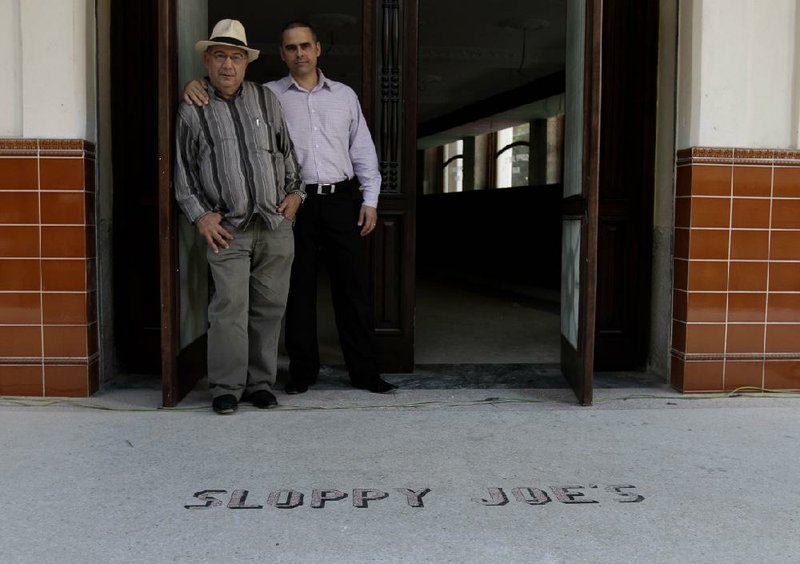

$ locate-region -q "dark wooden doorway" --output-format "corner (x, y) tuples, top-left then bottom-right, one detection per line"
(144, 0), (656, 406)
(110, 0), (162, 375)
(594, 0), (659, 371)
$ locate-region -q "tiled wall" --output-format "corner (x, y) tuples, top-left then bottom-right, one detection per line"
(672, 148), (800, 392)
(0, 139), (98, 397)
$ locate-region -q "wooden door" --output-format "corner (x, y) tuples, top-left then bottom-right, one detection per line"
(363, 0), (418, 373)
(593, 0), (659, 371)
(157, 0), (202, 407)
(560, 0), (603, 405)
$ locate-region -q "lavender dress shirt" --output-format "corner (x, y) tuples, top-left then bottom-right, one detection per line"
(266, 71), (381, 208)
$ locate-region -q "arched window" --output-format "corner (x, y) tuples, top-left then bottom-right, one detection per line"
(495, 124), (530, 188)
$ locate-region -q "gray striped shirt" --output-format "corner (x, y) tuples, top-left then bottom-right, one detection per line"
(174, 81), (304, 230)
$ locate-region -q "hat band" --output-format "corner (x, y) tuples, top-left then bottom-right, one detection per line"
(210, 36), (248, 48)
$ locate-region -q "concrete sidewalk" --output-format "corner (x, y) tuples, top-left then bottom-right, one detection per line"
(1, 385), (799, 563)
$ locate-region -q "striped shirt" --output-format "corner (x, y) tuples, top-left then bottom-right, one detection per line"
(174, 81), (304, 230)
(266, 71), (381, 208)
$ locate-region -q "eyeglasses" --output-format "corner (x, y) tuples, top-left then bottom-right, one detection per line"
(211, 51), (247, 64)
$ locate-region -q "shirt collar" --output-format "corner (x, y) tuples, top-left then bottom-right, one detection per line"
(283, 69), (335, 93)
(208, 82), (244, 101)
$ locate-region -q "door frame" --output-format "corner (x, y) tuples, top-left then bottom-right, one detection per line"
(156, 0), (605, 405)
(559, 0), (603, 405)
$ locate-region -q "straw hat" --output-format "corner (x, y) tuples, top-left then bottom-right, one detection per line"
(195, 19), (259, 62)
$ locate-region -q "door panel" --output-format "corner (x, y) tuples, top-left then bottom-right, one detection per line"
(560, 0), (602, 405)
(365, 0), (418, 373)
(594, 0), (659, 370)
(158, 0), (203, 407)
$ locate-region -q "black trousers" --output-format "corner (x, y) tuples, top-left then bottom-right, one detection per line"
(284, 190), (380, 384)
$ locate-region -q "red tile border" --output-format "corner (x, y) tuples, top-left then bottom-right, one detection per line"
(690, 197), (731, 228)
(730, 230), (769, 260)
(769, 263), (800, 292)
(764, 360), (800, 389)
(685, 293), (727, 323)
(771, 199), (800, 229)
(39, 159), (85, 190)
(0, 326), (42, 357)
(0, 158), (38, 190)
(765, 324), (800, 354)
(727, 293), (767, 323)
(685, 324), (726, 354)
(687, 261), (727, 292)
(40, 226), (88, 258)
(731, 198), (770, 229)
(0, 365), (43, 396)
(41, 192), (88, 225)
(770, 231), (800, 261)
(0, 192), (39, 224)
(0, 293), (41, 325)
(682, 360), (724, 392)
(724, 360), (764, 391)
(767, 294), (800, 323)
(43, 325), (89, 358)
(773, 167), (800, 197)
(42, 293), (89, 325)
(0, 226), (40, 258)
(0, 259), (41, 291)
(44, 364), (89, 397)
(689, 229), (729, 259)
(726, 324), (765, 354)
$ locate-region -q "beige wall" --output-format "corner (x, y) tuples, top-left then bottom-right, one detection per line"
(0, 0), (23, 135)
(0, 0), (96, 140)
(677, 0), (800, 149)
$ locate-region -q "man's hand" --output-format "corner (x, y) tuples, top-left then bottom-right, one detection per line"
(358, 205), (378, 237)
(277, 193), (303, 220)
(196, 212), (233, 253)
(183, 78), (210, 106)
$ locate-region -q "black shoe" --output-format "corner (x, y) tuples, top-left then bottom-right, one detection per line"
(246, 390), (278, 409)
(352, 377), (398, 394)
(285, 380), (309, 395)
(212, 394), (238, 415)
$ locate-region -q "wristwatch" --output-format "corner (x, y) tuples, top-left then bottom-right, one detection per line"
(290, 190), (307, 204)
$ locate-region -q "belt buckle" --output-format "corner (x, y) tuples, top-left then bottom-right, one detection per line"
(318, 183), (336, 195)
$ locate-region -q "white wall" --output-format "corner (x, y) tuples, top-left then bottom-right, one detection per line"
(0, 0), (95, 140)
(677, 0), (800, 149)
(0, 0), (22, 135)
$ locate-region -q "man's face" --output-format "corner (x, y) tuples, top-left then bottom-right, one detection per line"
(280, 27), (320, 78)
(203, 45), (249, 96)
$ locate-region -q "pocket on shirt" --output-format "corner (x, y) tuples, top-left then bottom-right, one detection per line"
(324, 108), (351, 131)
(253, 121), (277, 153)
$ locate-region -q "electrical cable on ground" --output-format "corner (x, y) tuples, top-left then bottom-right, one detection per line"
(0, 387), (798, 413)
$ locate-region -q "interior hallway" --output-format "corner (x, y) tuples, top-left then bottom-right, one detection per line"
(314, 272), (560, 366)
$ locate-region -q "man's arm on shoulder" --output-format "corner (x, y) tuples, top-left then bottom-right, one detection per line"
(183, 78), (210, 106)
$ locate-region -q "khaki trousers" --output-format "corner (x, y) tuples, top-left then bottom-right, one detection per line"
(206, 217), (294, 399)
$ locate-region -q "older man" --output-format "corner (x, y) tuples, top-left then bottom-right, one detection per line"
(184, 21), (397, 395)
(174, 19), (305, 414)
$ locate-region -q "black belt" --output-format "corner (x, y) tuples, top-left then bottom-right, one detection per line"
(305, 178), (358, 196)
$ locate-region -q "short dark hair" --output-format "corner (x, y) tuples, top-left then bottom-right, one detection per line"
(280, 21), (319, 43)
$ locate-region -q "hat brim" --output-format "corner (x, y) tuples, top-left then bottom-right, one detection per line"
(195, 40), (259, 62)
